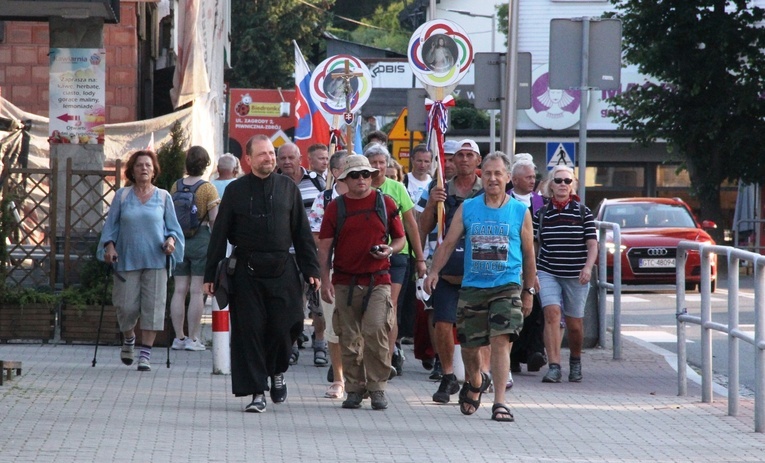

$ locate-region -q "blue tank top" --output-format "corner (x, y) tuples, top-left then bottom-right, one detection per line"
(461, 194), (527, 288)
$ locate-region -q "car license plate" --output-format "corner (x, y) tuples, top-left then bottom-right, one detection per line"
(639, 258), (676, 268)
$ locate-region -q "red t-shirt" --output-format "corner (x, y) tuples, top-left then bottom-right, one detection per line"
(319, 191), (405, 286)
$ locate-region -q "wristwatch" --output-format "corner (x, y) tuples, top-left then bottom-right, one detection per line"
(523, 287), (536, 295)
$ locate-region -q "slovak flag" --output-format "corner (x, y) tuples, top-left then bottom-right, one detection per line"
(293, 41), (330, 144)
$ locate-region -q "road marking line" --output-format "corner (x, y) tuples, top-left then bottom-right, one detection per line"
(623, 330), (685, 343)
(605, 295), (650, 303)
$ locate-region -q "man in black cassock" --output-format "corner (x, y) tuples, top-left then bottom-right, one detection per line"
(204, 134), (321, 413)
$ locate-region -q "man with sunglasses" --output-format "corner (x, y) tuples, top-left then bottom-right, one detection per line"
(318, 155), (406, 410)
(418, 139), (483, 404)
(203, 135), (321, 413)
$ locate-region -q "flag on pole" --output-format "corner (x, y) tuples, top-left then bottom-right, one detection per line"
(354, 114), (363, 155)
(293, 41), (330, 146)
(146, 132), (155, 151)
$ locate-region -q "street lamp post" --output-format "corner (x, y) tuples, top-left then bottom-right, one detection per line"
(447, 9), (497, 153)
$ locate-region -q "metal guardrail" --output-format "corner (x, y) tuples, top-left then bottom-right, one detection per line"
(594, 221), (622, 359)
(676, 241), (765, 432)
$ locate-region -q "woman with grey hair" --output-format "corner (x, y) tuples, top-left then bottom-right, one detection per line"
(364, 144), (427, 378)
(534, 165), (597, 384)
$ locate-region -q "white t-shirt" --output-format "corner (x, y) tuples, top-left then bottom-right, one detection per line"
(405, 173), (431, 204)
(511, 191), (532, 207)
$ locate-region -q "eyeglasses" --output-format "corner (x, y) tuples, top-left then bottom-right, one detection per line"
(347, 170), (373, 179)
(553, 177), (573, 185)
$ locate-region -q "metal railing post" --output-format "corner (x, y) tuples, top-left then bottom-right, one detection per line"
(700, 246), (713, 403)
(613, 226), (622, 360)
(676, 243), (688, 396)
(598, 230), (608, 348)
(755, 258), (765, 432)
(728, 252), (740, 416)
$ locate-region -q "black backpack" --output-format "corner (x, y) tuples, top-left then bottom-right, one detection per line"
(330, 189), (392, 252)
(172, 179), (207, 238)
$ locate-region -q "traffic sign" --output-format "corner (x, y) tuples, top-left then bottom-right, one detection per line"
(546, 142), (576, 170)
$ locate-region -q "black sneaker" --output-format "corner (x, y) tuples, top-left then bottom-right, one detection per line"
(391, 347), (404, 376)
(370, 390), (388, 410)
(245, 394), (266, 413)
(270, 373), (287, 403)
(432, 373), (460, 403)
(569, 361), (583, 382)
(342, 391), (364, 409)
(527, 352), (547, 372)
(327, 365), (334, 383)
(429, 357), (443, 381)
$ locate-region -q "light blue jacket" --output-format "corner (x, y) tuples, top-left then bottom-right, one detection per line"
(98, 187), (185, 272)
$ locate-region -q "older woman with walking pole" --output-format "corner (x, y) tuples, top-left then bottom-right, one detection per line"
(98, 149), (184, 372)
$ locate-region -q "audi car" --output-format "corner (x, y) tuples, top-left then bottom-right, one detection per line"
(596, 197), (717, 292)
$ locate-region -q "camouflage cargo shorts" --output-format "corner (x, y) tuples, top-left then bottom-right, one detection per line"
(456, 283), (524, 348)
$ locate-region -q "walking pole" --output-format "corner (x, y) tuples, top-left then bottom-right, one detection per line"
(92, 263), (113, 367)
(166, 254), (172, 368)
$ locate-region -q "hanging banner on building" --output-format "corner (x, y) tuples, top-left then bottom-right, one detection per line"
(48, 48), (106, 144)
(228, 88), (296, 174)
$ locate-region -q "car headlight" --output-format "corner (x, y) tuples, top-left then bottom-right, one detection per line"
(605, 242), (627, 254)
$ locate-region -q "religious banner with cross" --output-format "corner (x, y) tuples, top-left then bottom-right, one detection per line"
(310, 54), (372, 155)
(408, 19), (473, 242)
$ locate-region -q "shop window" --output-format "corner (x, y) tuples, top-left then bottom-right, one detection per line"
(587, 166), (644, 188)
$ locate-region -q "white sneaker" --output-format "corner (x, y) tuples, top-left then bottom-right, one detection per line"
(184, 339), (206, 351)
(171, 338), (188, 350)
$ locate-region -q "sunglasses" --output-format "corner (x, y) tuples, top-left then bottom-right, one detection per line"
(553, 177), (573, 185)
(347, 170), (373, 179)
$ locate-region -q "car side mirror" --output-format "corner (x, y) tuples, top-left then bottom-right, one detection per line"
(701, 220), (717, 229)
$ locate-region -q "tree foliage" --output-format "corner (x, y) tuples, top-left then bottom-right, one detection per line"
(349, 2), (411, 54)
(607, 0), (765, 228)
(227, 0), (335, 89)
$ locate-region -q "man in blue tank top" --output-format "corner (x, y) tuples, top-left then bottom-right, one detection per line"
(424, 152), (537, 423)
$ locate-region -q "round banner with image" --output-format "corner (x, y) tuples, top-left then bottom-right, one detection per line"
(408, 19), (473, 88)
(309, 54), (372, 116)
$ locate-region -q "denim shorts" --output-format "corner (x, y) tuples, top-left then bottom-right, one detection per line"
(431, 278), (460, 324)
(538, 270), (590, 319)
(389, 252), (409, 285)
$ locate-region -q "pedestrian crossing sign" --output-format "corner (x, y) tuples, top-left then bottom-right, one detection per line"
(546, 142), (576, 170)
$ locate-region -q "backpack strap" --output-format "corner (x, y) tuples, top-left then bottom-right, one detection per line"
(375, 189), (389, 242)
(308, 171), (326, 191)
(332, 195), (346, 254)
(323, 189), (334, 209)
(403, 174), (409, 188)
(537, 202), (549, 248)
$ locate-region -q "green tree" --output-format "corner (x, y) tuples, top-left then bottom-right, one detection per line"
(349, 2), (412, 54)
(606, 0), (765, 235)
(497, 4), (508, 47)
(227, 0), (335, 89)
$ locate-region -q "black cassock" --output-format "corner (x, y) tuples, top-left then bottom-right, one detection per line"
(205, 172), (319, 396)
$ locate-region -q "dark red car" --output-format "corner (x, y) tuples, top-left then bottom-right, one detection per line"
(596, 197), (717, 292)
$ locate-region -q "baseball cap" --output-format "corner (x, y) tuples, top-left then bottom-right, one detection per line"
(443, 140), (460, 155)
(338, 155), (378, 180)
(456, 139), (480, 155)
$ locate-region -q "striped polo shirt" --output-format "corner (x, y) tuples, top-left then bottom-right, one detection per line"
(533, 200), (596, 278)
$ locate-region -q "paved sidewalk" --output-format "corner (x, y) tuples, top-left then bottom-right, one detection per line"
(0, 337), (763, 462)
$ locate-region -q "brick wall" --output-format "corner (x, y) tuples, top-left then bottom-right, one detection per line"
(0, 3), (138, 124)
